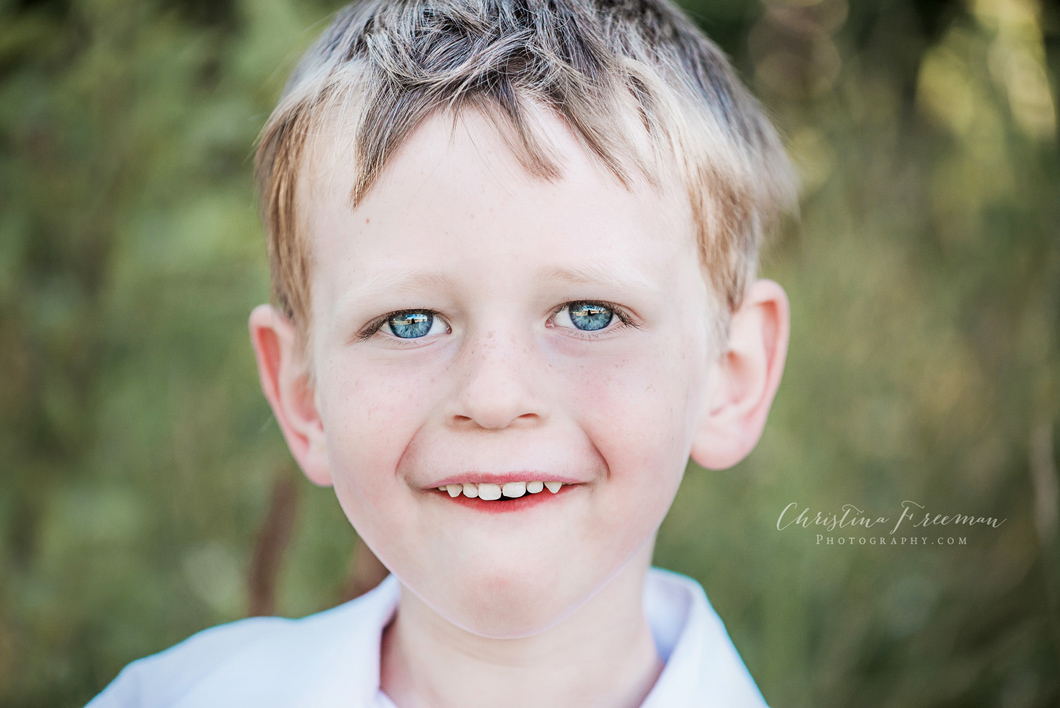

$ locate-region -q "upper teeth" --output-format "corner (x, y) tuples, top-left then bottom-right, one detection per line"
(436, 481), (567, 499)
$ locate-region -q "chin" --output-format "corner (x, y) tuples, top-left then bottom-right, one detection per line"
(435, 563), (587, 638)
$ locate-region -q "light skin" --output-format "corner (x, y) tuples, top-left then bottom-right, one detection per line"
(249, 103), (789, 708)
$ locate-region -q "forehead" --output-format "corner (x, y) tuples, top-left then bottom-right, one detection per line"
(298, 102), (700, 301)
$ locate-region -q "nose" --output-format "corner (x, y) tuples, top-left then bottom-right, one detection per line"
(447, 327), (548, 430)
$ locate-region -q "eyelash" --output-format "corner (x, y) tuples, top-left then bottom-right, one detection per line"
(548, 301), (638, 340)
(356, 301), (638, 342)
(356, 310), (445, 342)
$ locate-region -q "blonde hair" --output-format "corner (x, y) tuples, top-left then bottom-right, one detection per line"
(255, 0), (796, 351)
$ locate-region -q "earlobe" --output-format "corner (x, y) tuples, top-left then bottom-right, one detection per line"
(689, 280), (790, 471)
(248, 305), (332, 486)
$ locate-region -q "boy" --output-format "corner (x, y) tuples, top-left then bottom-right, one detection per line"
(89, 0), (795, 705)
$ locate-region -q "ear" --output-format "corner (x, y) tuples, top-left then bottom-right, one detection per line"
(689, 279), (790, 470)
(248, 304), (332, 486)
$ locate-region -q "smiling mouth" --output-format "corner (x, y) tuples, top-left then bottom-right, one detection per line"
(435, 480), (567, 500)
(431, 480), (578, 512)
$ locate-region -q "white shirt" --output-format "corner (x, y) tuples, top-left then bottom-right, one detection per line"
(87, 567), (769, 707)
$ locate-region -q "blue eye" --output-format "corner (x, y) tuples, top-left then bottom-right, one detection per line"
(567, 302), (614, 331)
(387, 311), (434, 338)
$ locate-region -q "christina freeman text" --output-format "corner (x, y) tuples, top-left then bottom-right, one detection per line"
(776, 500), (1007, 536)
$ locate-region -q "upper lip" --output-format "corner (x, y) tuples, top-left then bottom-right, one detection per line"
(429, 472), (582, 487)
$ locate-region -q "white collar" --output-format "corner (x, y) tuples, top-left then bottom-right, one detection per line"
(300, 567), (769, 708)
(640, 568), (770, 707)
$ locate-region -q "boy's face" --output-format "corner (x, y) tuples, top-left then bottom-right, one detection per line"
(294, 105), (718, 636)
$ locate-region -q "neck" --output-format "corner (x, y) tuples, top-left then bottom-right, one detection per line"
(379, 545), (663, 708)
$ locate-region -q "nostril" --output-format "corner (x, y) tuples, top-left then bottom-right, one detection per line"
(450, 410), (543, 431)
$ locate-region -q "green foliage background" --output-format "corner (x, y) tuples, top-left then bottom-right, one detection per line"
(1, 0), (1058, 705)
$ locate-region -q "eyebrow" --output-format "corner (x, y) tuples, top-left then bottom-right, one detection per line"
(536, 264), (659, 293)
(348, 269), (459, 300)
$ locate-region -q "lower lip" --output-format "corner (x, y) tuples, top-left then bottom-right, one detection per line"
(433, 485), (576, 513)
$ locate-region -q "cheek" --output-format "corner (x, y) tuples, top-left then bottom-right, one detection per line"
(559, 334), (706, 541)
(567, 339), (701, 479)
(315, 353), (444, 525)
